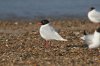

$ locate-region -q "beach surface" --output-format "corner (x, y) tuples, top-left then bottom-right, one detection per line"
(0, 18), (100, 66)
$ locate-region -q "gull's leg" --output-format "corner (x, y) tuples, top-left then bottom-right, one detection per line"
(44, 40), (50, 48)
(98, 23), (100, 27)
(95, 23), (100, 27)
(88, 48), (98, 54)
(89, 49), (93, 52)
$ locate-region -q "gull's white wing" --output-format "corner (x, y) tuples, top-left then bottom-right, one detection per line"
(40, 24), (67, 41)
(81, 34), (94, 45)
(92, 10), (100, 18)
(89, 31), (100, 48)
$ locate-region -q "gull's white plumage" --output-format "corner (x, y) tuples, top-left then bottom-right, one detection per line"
(88, 8), (100, 23)
(90, 31), (100, 48)
(81, 30), (100, 49)
(81, 34), (93, 45)
(40, 23), (67, 41)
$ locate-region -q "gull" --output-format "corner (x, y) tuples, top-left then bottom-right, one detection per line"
(39, 19), (67, 48)
(81, 27), (100, 49)
(88, 7), (100, 24)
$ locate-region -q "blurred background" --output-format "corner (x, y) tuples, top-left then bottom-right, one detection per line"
(0, 0), (100, 19)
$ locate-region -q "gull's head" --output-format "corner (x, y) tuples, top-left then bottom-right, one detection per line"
(90, 7), (95, 11)
(96, 27), (100, 33)
(40, 19), (49, 25)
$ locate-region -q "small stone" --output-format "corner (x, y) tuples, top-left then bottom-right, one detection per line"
(29, 22), (32, 25)
(6, 39), (8, 41)
(14, 22), (18, 25)
(74, 32), (80, 35)
(5, 44), (9, 47)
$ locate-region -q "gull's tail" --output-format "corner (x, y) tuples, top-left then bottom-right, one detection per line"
(80, 30), (88, 40)
(60, 39), (68, 41)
